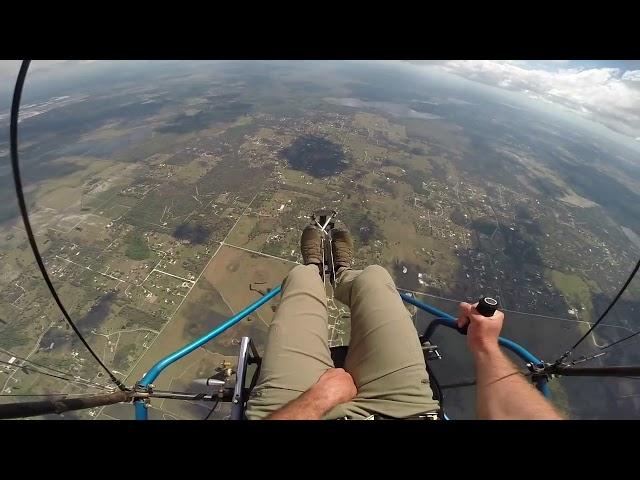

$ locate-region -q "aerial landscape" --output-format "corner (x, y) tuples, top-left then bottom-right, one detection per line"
(0, 60), (639, 419)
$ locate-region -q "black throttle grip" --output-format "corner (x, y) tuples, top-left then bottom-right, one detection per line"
(458, 296), (499, 335)
(476, 297), (499, 317)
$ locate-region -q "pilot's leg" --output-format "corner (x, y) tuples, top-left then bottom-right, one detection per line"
(245, 264), (333, 419)
(328, 265), (440, 419)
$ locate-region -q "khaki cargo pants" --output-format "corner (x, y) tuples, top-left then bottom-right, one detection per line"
(245, 264), (440, 419)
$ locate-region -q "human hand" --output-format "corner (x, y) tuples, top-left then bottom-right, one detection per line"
(457, 302), (504, 355)
(311, 368), (357, 409)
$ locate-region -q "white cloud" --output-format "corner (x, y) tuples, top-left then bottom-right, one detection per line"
(0, 60), (72, 78)
(0, 60), (20, 77)
(0, 60), (82, 96)
(427, 60), (640, 140)
(622, 70), (640, 82)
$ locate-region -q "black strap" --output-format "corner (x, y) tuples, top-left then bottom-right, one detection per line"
(10, 60), (126, 391)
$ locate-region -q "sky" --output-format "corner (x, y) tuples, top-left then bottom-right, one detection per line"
(0, 60), (100, 109)
(405, 60), (640, 144)
(1, 60), (640, 147)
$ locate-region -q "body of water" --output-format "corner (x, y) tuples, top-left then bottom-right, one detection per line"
(323, 97), (441, 120)
(622, 226), (640, 250)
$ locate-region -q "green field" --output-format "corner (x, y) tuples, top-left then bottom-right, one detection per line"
(549, 269), (594, 324)
(125, 232), (151, 260)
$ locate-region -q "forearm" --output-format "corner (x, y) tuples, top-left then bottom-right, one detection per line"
(266, 387), (333, 420)
(474, 346), (564, 420)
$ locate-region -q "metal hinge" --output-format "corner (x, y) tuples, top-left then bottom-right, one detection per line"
(422, 342), (442, 360)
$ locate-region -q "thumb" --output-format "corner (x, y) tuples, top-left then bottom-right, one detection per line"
(457, 302), (472, 329)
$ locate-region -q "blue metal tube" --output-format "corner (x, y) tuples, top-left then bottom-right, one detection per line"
(399, 292), (542, 364)
(134, 285), (282, 420)
(135, 400), (148, 420)
(399, 291), (549, 396)
(497, 337), (543, 367)
(400, 292), (457, 323)
(535, 376), (551, 397)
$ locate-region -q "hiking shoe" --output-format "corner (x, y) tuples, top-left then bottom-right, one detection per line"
(331, 229), (353, 269)
(301, 225), (323, 265)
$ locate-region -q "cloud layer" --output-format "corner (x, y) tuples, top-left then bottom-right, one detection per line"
(3, 60), (639, 142)
(430, 60), (640, 141)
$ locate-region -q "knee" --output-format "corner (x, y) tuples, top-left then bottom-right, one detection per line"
(363, 264), (393, 279)
(285, 264), (320, 284)
(354, 265), (395, 288)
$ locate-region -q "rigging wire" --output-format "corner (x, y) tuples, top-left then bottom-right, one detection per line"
(555, 259), (640, 364)
(0, 392), (107, 397)
(0, 359), (114, 392)
(599, 329), (640, 352)
(569, 327), (640, 366)
(202, 399), (220, 420)
(9, 59), (125, 391)
(0, 347), (116, 391)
